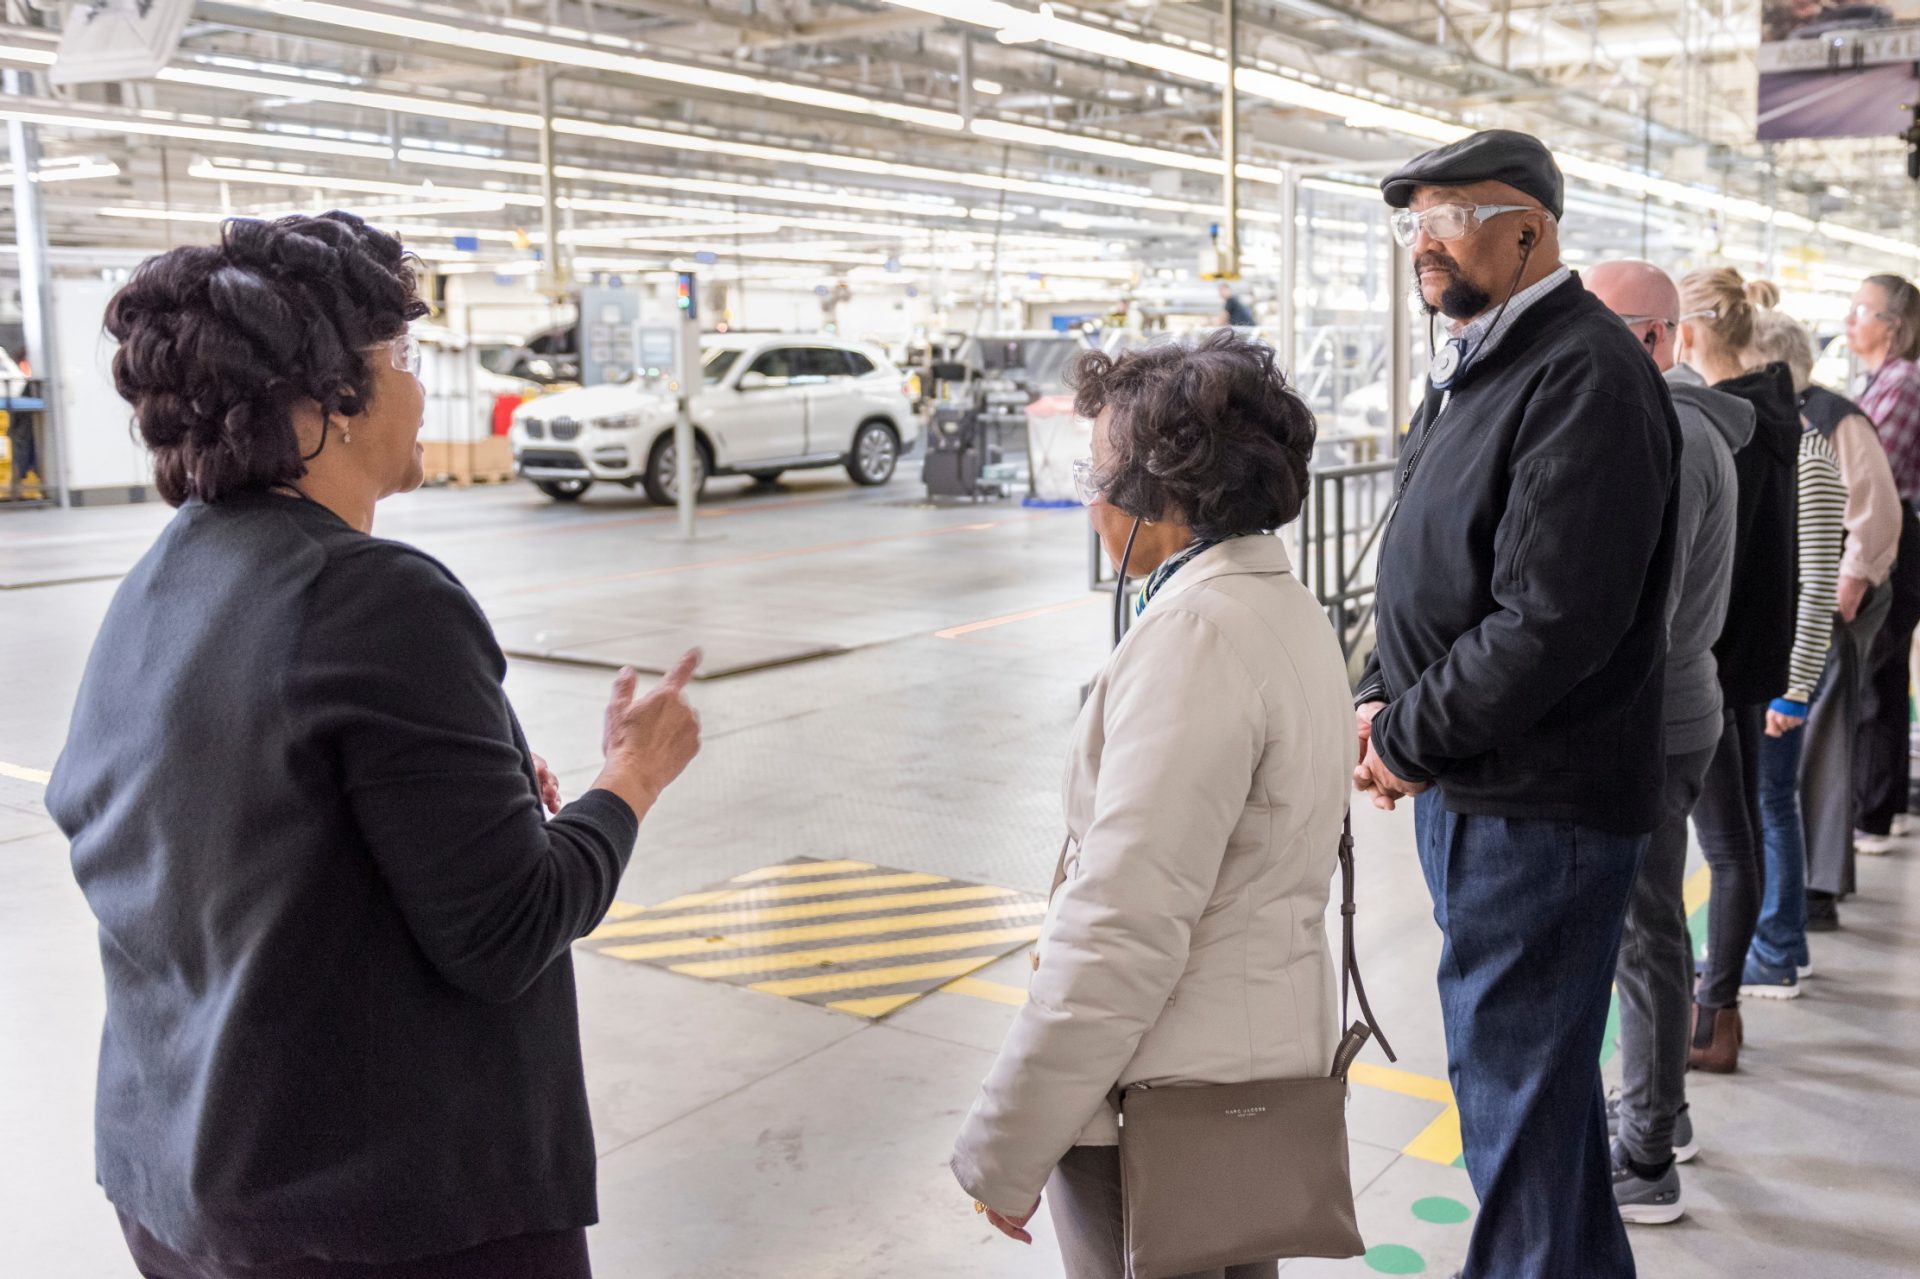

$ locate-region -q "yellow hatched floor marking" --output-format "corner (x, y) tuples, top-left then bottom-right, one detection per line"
(669, 925), (1042, 980)
(828, 992), (921, 1018)
(729, 859), (877, 882)
(586, 885), (1021, 941)
(603, 900), (650, 922)
(752, 955), (996, 998)
(601, 901), (1047, 961)
(642, 872), (951, 915)
(0, 761), (51, 786)
(940, 976), (1029, 1006)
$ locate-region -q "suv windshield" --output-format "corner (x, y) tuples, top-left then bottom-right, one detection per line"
(703, 347), (744, 384)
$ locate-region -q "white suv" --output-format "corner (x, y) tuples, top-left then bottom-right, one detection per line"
(510, 334), (919, 503)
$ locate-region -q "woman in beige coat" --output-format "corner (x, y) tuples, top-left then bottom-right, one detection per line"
(951, 330), (1356, 1279)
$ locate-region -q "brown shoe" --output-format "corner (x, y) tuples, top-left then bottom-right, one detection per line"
(1690, 1003), (1741, 1073)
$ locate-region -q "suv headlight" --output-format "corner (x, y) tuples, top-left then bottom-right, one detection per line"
(597, 413), (645, 432)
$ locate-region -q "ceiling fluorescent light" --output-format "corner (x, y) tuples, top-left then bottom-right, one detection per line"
(971, 78), (1005, 95)
(157, 68), (542, 129)
(0, 102), (394, 160)
(191, 159), (542, 208)
(220, 0), (963, 131)
(0, 43), (57, 66)
(0, 159), (122, 184)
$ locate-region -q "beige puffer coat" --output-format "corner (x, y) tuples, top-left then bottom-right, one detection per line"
(950, 535), (1356, 1215)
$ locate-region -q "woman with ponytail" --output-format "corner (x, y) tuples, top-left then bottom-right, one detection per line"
(1670, 267), (1801, 1072)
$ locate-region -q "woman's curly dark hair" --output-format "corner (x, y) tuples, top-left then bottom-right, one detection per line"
(105, 212), (428, 506)
(1074, 328), (1315, 539)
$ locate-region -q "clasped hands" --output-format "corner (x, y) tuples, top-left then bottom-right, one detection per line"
(1353, 701), (1429, 811)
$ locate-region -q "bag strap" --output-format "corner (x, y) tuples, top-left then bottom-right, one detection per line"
(1331, 813), (1396, 1079)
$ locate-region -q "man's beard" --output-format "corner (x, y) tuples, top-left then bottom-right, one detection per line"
(1417, 253), (1492, 321)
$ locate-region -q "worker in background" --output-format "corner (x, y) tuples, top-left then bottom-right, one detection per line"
(1586, 258), (1744, 1224)
(1217, 281), (1255, 327)
(1743, 300), (1899, 985)
(1354, 130), (1680, 1278)
(1846, 273), (1920, 904)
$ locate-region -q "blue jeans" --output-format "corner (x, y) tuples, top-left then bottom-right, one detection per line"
(1751, 723), (1811, 972)
(1414, 794), (1642, 1279)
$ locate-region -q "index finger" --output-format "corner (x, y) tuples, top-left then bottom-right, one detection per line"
(657, 648), (701, 694)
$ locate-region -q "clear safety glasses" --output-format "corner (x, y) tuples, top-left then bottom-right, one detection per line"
(1389, 203), (1544, 248)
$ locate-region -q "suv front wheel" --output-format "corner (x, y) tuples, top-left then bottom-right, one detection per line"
(642, 432), (711, 506)
(846, 421), (900, 486)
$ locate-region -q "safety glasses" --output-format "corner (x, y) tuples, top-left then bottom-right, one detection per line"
(1389, 203), (1543, 248)
(1071, 457), (1101, 506)
(1850, 303), (1897, 324)
(368, 333), (422, 377)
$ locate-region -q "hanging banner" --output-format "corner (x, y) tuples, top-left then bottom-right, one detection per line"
(1758, 3), (1920, 140)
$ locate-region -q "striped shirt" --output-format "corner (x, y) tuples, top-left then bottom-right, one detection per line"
(1785, 429), (1847, 707)
(1860, 358), (1920, 500)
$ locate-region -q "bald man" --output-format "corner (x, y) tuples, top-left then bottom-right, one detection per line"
(1588, 260), (1751, 1222)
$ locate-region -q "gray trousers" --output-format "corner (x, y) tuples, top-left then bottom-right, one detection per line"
(1613, 744), (1716, 1166)
(1048, 1145), (1279, 1279)
(1803, 580), (1891, 896)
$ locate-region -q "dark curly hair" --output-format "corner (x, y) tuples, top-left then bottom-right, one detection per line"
(105, 212), (428, 506)
(1075, 328), (1315, 539)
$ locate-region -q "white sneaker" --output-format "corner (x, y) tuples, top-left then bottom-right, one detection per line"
(1855, 830), (1896, 856)
(1892, 814), (1917, 837)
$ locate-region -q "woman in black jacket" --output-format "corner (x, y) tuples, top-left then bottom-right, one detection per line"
(48, 213), (703, 1278)
(1672, 267), (1800, 1073)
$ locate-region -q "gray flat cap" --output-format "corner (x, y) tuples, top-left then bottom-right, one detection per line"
(1380, 129), (1564, 220)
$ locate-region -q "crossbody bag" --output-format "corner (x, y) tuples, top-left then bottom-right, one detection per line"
(1053, 816), (1394, 1279)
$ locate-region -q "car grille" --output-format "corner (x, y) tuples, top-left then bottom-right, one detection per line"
(523, 418), (546, 440)
(550, 417), (582, 442)
(519, 449), (586, 470)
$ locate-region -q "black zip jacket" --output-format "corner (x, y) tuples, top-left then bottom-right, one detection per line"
(1361, 274), (1681, 835)
(1708, 363), (1799, 706)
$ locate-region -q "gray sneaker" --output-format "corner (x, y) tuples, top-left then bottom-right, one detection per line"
(1611, 1140), (1685, 1224)
(1605, 1095), (1697, 1163)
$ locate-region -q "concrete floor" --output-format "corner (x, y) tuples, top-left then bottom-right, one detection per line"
(3, 468), (1918, 1277)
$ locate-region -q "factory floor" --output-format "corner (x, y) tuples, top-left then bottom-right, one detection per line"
(3, 470), (1917, 1277)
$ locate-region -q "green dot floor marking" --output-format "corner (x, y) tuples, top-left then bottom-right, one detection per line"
(1411, 1195), (1472, 1225)
(1365, 1243), (1428, 1274)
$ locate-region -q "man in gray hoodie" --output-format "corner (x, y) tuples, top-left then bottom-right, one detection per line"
(1588, 260), (1752, 1222)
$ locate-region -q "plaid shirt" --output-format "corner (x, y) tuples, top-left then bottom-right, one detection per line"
(1861, 358), (1920, 501)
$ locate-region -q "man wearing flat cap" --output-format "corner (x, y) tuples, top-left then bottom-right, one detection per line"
(1354, 130), (1681, 1276)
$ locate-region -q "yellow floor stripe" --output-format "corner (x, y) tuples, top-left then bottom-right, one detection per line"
(622, 873), (951, 915)
(827, 992), (921, 1018)
(731, 860), (877, 883)
(0, 761), (51, 786)
(940, 976), (1029, 1006)
(1348, 1060), (1455, 1106)
(751, 955), (996, 998)
(585, 885), (1022, 941)
(670, 925), (1042, 979)
(1682, 865), (1712, 918)
(600, 901), (1047, 961)
(1404, 1104), (1465, 1166)
(603, 900), (649, 922)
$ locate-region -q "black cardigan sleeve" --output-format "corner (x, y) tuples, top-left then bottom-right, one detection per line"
(295, 543), (638, 1004)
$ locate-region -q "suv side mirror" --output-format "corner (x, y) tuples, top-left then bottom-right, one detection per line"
(930, 361), (970, 382)
(737, 371), (771, 391)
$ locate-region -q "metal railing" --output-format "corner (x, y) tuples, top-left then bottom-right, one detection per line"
(1085, 457), (1398, 660)
(1295, 459), (1397, 659)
